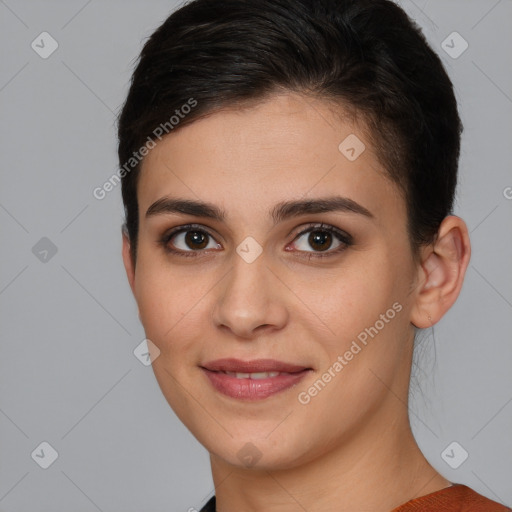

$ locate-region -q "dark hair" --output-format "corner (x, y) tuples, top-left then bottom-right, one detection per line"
(117, 0), (462, 265)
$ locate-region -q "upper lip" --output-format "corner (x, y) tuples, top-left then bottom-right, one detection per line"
(201, 358), (310, 373)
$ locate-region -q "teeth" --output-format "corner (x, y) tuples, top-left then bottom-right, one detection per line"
(251, 371), (280, 379)
(224, 371), (281, 379)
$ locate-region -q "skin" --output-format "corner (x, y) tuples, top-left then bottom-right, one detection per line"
(122, 92), (471, 512)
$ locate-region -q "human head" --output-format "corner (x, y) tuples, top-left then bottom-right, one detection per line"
(118, 0), (463, 266)
(117, 0), (471, 479)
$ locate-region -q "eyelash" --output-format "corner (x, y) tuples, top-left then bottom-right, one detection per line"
(158, 222), (353, 260)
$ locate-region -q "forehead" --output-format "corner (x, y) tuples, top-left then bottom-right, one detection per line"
(137, 92), (404, 227)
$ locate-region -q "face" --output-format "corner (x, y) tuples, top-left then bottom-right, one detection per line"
(123, 92), (422, 470)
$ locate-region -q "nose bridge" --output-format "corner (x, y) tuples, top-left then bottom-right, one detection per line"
(212, 244), (287, 337)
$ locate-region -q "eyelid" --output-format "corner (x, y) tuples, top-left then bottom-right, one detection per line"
(163, 223), (215, 239)
(290, 222), (352, 244)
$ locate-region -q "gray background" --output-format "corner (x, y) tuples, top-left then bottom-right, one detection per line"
(0, 0), (511, 510)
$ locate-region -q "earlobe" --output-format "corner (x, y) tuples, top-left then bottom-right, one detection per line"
(410, 216), (471, 329)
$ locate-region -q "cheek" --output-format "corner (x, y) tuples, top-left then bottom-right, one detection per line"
(133, 256), (214, 358)
(304, 251), (409, 343)
(134, 256), (183, 346)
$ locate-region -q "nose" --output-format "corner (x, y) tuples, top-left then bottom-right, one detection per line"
(211, 253), (289, 340)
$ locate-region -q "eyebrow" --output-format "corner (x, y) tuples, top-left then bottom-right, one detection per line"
(145, 195), (374, 224)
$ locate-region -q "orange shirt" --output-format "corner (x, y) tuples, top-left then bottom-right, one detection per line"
(391, 483), (511, 511)
(199, 484), (511, 511)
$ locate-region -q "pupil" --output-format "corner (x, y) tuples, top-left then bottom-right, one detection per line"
(186, 231), (208, 249)
(309, 231), (331, 251)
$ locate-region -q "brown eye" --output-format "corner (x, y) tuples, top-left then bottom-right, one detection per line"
(291, 224), (352, 258)
(161, 225), (221, 255)
(308, 230), (333, 252)
(184, 230), (209, 250)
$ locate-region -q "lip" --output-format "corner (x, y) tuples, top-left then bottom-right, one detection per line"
(201, 358), (310, 373)
(200, 358), (312, 401)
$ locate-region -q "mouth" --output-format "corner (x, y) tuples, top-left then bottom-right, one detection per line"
(200, 358), (313, 400)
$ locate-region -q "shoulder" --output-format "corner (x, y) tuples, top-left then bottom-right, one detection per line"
(392, 483), (511, 511)
(198, 495), (216, 512)
(199, 486), (510, 512)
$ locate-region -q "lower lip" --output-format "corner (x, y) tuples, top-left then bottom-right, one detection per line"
(201, 369), (310, 400)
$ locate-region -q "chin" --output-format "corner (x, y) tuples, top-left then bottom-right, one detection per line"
(201, 430), (316, 472)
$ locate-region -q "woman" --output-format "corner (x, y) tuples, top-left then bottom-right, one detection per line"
(117, 0), (509, 510)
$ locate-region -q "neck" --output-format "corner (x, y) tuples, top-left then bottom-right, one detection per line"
(209, 398), (450, 512)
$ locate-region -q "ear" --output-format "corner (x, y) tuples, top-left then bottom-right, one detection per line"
(410, 215), (471, 328)
(121, 226), (136, 297)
